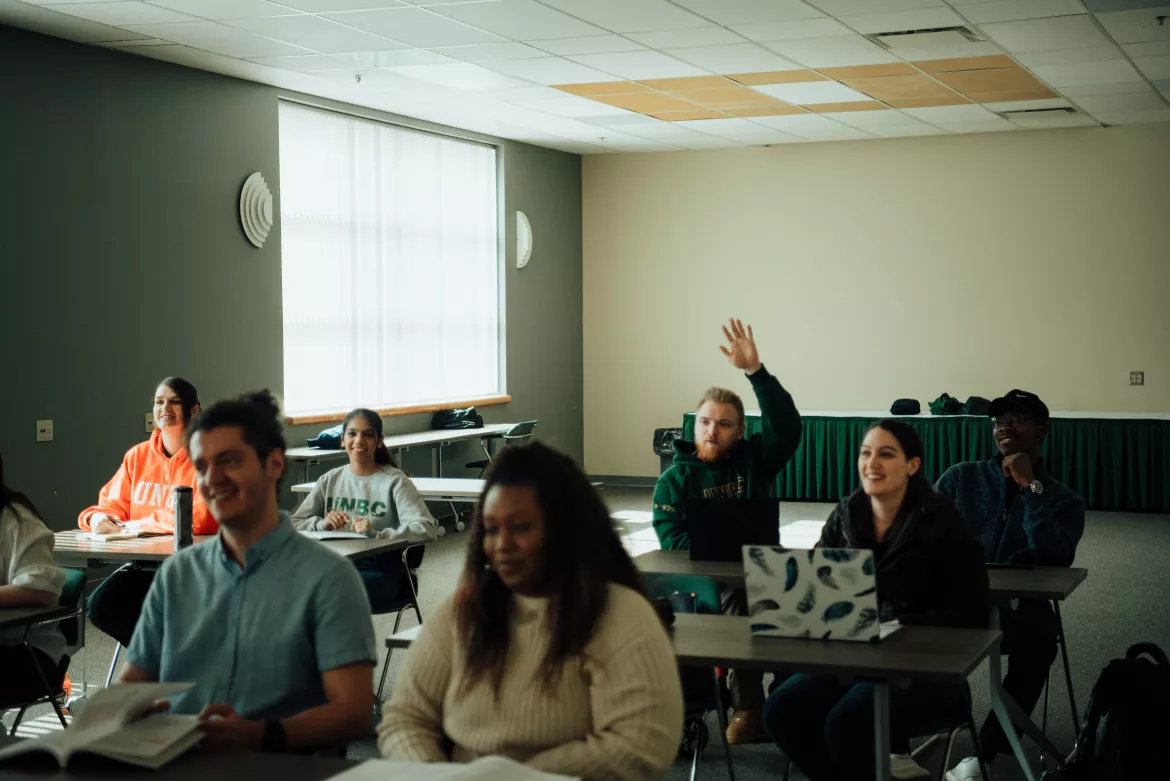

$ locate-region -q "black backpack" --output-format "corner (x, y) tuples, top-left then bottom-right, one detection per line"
(431, 407), (483, 430)
(1047, 643), (1170, 781)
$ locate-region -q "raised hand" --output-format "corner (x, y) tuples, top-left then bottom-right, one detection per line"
(719, 318), (762, 375)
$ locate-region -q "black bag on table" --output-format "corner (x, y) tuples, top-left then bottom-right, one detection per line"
(431, 407), (484, 430)
(890, 399), (921, 415)
(962, 396), (991, 416)
(653, 427), (683, 457)
(928, 393), (964, 416)
(1044, 642), (1170, 781)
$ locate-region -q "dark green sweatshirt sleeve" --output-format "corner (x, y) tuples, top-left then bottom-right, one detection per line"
(652, 468), (689, 551)
(748, 366), (803, 480)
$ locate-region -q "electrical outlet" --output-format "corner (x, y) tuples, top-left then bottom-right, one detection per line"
(36, 420), (53, 442)
(1130, 371), (1145, 386)
(145, 412), (156, 433)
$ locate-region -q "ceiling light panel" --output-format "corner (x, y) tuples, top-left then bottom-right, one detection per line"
(837, 6), (966, 35)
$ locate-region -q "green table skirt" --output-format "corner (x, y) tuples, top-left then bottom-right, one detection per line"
(681, 414), (1170, 513)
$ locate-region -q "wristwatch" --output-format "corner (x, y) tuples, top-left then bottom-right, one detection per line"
(1028, 479), (1044, 495)
(261, 719), (288, 753)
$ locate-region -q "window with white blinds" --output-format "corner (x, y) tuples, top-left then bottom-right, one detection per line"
(278, 102), (501, 420)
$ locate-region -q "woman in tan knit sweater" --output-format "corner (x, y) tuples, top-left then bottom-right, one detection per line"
(378, 443), (683, 781)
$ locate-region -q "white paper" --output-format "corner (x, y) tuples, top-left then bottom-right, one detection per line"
(299, 530), (369, 540)
(327, 756), (577, 781)
(78, 532), (140, 542)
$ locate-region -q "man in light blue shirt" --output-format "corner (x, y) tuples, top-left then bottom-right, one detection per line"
(123, 390), (376, 753)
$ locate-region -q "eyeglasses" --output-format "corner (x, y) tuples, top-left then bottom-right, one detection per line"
(992, 413), (1036, 428)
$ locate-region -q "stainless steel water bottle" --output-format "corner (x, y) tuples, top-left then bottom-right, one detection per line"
(174, 486), (194, 551)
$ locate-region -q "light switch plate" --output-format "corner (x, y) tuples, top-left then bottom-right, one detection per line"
(36, 420), (53, 442)
(145, 412), (156, 433)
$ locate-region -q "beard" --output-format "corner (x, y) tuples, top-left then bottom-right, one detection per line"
(696, 440), (729, 463)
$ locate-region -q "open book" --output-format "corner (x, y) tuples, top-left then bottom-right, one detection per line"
(299, 530), (369, 541)
(328, 755), (577, 781)
(0, 683), (201, 769)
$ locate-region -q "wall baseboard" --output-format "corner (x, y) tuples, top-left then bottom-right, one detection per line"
(591, 475), (658, 489)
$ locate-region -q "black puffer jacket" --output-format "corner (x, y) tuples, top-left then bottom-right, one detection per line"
(819, 482), (990, 629)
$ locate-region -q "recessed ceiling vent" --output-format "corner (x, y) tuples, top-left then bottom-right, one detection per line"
(869, 26), (984, 51)
(999, 107), (1082, 127)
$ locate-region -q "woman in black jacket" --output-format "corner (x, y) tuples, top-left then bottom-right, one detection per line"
(763, 419), (990, 781)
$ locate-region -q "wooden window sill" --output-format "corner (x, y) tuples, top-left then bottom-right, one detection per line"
(286, 395), (511, 427)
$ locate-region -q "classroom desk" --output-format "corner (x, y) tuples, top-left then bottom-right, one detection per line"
(383, 614), (1001, 781)
(0, 606), (76, 632)
(634, 549), (1087, 781)
(286, 424), (514, 483)
(292, 477), (486, 499)
(52, 530), (410, 566)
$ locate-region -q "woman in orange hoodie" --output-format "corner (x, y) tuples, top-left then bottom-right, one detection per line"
(80, 377), (217, 648)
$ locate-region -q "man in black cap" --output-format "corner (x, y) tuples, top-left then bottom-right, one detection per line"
(935, 390), (1085, 781)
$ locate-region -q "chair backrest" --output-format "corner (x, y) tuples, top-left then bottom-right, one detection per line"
(504, 420), (537, 442)
(59, 568), (88, 649)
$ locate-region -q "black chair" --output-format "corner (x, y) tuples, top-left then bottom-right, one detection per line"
(1, 568), (88, 734)
(373, 543), (426, 709)
(465, 421), (538, 476)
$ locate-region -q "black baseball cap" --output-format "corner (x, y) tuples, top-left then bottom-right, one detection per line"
(988, 389), (1049, 422)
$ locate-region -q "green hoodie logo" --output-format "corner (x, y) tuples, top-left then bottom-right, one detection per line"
(325, 497), (388, 518)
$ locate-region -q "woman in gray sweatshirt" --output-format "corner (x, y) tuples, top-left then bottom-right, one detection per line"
(290, 409), (437, 610)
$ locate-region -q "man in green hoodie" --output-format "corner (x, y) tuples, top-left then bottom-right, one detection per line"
(652, 318), (803, 743)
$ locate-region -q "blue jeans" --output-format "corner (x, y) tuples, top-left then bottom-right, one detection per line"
(764, 673), (967, 781)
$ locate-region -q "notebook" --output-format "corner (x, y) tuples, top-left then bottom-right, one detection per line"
(743, 546), (896, 642)
(686, 498), (779, 562)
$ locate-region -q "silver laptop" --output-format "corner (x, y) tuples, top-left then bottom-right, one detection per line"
(743, 545), (888, 642)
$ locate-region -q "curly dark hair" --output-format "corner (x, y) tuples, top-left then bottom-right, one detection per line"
(455, 442), (645, 697)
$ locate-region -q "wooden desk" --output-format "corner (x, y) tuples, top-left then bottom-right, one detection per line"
(0, 606), (75, 632)
(52, 530), (409, 566)
(285, 424), (514, 482)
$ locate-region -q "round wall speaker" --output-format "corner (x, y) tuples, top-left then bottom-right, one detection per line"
(239, 172), (274, 248)
(516, 211), (533, 269)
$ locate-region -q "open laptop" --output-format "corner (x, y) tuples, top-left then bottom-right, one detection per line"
(686, 498), (779, 562)
(743, 545), (894, 642)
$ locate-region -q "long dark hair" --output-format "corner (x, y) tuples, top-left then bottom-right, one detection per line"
(342, 409), (395, 468)
(866, 419), (930, 495)
(456, 442), (644, 696)
(0, 452), (41, 519)
(158, 376), (200, 425)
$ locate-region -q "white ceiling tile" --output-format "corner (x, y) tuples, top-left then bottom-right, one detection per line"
(44, 2), (200, 25)
(754, 81), (874, 104)
(123, 21), (311, 56)
(1095, 7), (1170, 45)
(672, 117), (778, 137)
(1134, 55), (1170, 80)
(932, 119), (1017, 132)
(248, 53), (360, 71)
(1154, 79), (1170, 90)
(1163, 90), (1170, 102)
(483, 56), (624, 84)
(671, 0), (826, 25)
(478, 85), (569, 100)
(386, 62), (533, 89)
(1014, 44), (1123, 66)
(1030, 58), (1142, 86)
(891, 39), (1006, 60)
(579, 113), (665, 127)
(730, 18), (853, 41)
(955, 0), (1088, 25)
(432, 42), (549, 61)
(1123, 41), (1170, 57)
(639, 133), (747, 148)
(762, 35), (901, 66)
(838, 6), (965, 35)
(1093, 108), (1170, 124)
(149, 0), (294, 19)
(538, 0), (710, 34)
(625, 27), (746, 48)
(982, 97), (1072, 111)
(1060, 81), (1152, 97)
(226, 15), (403, 53)
(531, 35), (647, 55)
(434, 0), (607, 41)
(568, 50), (710, 79)
(341, 49), (449, 66)
(511, 95), (635, 117)
(808, 0), (947, 13)
(664, 43), (805, 73)
(0, 1), (152, 43)
(751, 113), (876, 138)
(903, 103), (998, 121)
(324, 8), (503, 47)
(978, 15), (1111, 52)
(821, 108), (929, 127)
(871, 124), (947, 136)
(1006, 111), (1097, 128)
(272, 1), (405, 10)
(1073, 91), (1167, 113)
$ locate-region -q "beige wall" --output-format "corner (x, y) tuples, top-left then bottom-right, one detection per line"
(583, 123), (1170, 478)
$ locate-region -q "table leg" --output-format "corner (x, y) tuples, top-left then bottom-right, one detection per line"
(873, 681), (891, 781)
(711, 667), (736, 781)
(1054, 601), (1080, 736)
(432, 445), (443, 478)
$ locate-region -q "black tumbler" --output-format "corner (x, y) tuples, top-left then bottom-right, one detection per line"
(174, 486), (194, 551)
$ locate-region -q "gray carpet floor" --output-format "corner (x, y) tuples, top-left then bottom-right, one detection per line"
(5, 487), (1168, 781)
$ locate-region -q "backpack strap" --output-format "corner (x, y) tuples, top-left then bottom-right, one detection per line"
(1125, 642), (1170, 670)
